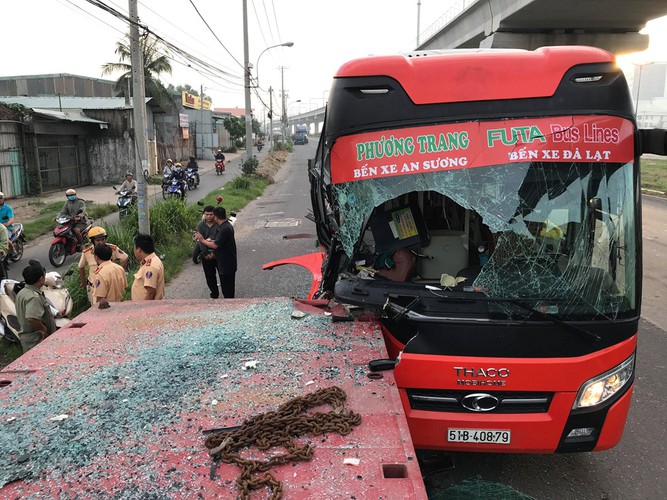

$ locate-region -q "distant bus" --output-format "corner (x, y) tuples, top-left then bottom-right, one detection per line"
(308, 46), (656, 453)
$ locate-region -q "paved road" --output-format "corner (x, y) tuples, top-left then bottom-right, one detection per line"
(166, 146), (667, 499)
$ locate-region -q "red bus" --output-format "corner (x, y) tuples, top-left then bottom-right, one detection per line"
(307, 46), (655, 453)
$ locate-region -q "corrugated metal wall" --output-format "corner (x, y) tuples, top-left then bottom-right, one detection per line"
(0, 122), (26, 197)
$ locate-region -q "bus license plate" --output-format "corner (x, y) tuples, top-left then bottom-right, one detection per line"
(447, 428), (511, 444)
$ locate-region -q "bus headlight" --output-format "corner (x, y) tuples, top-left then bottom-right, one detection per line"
(573, 354), (635, 409)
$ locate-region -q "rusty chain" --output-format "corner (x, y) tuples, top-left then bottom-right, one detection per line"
(204, 386), (362, 499)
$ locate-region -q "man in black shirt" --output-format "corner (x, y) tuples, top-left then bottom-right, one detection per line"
(194, 206), (237, 298)
(195, 205), (221, 298)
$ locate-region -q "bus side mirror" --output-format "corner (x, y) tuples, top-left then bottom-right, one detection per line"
(639, 129), (667, 155)
(308, 159), (313, 168)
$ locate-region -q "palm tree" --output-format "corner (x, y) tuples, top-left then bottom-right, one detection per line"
(102, 33), (173, 109)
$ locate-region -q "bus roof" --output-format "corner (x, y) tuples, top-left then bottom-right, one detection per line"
(334, 46), (614, 105)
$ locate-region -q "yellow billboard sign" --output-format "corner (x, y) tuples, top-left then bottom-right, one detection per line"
(182, 91), (212, 110)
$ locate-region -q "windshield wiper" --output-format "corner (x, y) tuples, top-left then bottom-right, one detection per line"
(383, 294), (421, 322)
(503, 298), (601, 343)
(384, 289), (601, 343)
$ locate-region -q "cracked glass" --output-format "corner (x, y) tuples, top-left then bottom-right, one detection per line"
(330, 160), (637, 320)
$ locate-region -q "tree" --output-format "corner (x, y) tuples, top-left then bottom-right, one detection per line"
(223, 116), (263, 147)
(101, 33), (173, 109)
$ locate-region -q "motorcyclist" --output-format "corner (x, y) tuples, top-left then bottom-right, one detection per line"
(0, 191), (15, 234)
(59, 188), (87, 250)
(172, 163), (188, 193)
(214, 149), (226, 162)
(186, 155), (200, 185)
(117, 172), (138, 202)
(163, 159), (174, 177)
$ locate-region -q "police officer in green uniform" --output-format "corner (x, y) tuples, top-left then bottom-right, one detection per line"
(16, 263), (57, 353)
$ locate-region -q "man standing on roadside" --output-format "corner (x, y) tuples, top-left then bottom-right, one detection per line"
(16, 263), (56, 353)
(194, 206), (237, 298)
(131, 234), (164, 300)
(79, 226), (129, 305)
(195, 205), (221, 298)
(92, 244), (128, 304)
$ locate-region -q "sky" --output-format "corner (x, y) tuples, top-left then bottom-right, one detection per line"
(2, 0), (667, 120)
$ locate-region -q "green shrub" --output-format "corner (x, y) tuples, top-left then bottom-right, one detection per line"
(241, 155), (259, 176)
(229, 177), (251, 190)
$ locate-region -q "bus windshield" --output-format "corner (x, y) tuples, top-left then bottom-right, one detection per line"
(327, 116), (638, 320)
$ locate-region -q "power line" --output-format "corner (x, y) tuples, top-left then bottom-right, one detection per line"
(82, 0), (242, 81)
(187, 0), (244, 71)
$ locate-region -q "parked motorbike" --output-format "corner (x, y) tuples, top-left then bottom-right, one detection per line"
(165, 177), (187, 201)
(48, 214), (92, 267)
(215, 159), (225, 175)
(185, 167), (199, 190)
(113, 187), (135, 219)
(0, 268), (74, 344)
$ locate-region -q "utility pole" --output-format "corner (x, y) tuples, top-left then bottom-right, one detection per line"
(200, 84), (204, 159)
(280, 66), (287, 141)
(416, 0), (422, 47)
(269, 86), (274, 151)
(129, 0), (150, 234)
(242, 0), (253, 163)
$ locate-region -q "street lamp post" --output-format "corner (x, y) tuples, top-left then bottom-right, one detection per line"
(254, 41), (294, 88)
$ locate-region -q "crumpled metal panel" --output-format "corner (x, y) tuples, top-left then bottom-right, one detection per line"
(0, 298), (425, 499)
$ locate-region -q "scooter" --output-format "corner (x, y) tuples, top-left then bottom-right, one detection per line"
(215, 159), (225, 175)
(113, 187), (135, 219)
(165, 177), (187, 201)
(8, 224), (25, 263)
(48, 214), (92, 267)
(0, 268), (73, 344)
(161, 172), (172, 200)
(185, 167), (199, 190)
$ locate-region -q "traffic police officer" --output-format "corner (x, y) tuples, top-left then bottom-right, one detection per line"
(78, 226), (129, 304)
(92, 244), (128, 304)
(131, 234), (164, 300)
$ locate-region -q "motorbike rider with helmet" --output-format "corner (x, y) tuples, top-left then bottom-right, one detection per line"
(214, 149), (226, 162)
(172, 162), (188, 194)
(60, 188), (87, 250)
(78, 226), (129, 305)
(163, 159), (174, 177)
(186, 155), (200, 185)
(0, 191), (15, 234)
(117, 172), (138, 202)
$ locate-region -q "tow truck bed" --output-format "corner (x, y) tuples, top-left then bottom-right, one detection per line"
(0, 298), (425, 498)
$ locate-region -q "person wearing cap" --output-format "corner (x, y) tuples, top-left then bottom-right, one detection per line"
(59, 188), (87, 249)
(78, 226), (129, 305)
(0, 191), (15, 233)
(91, 244), (128, 305)
(16, 263), (56, 353)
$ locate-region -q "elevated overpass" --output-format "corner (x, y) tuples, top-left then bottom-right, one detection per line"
(285, 107), (325, 137)
(418, 0), (667, 53)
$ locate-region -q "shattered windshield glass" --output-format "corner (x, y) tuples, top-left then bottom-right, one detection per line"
(331, 160), (637, 320)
